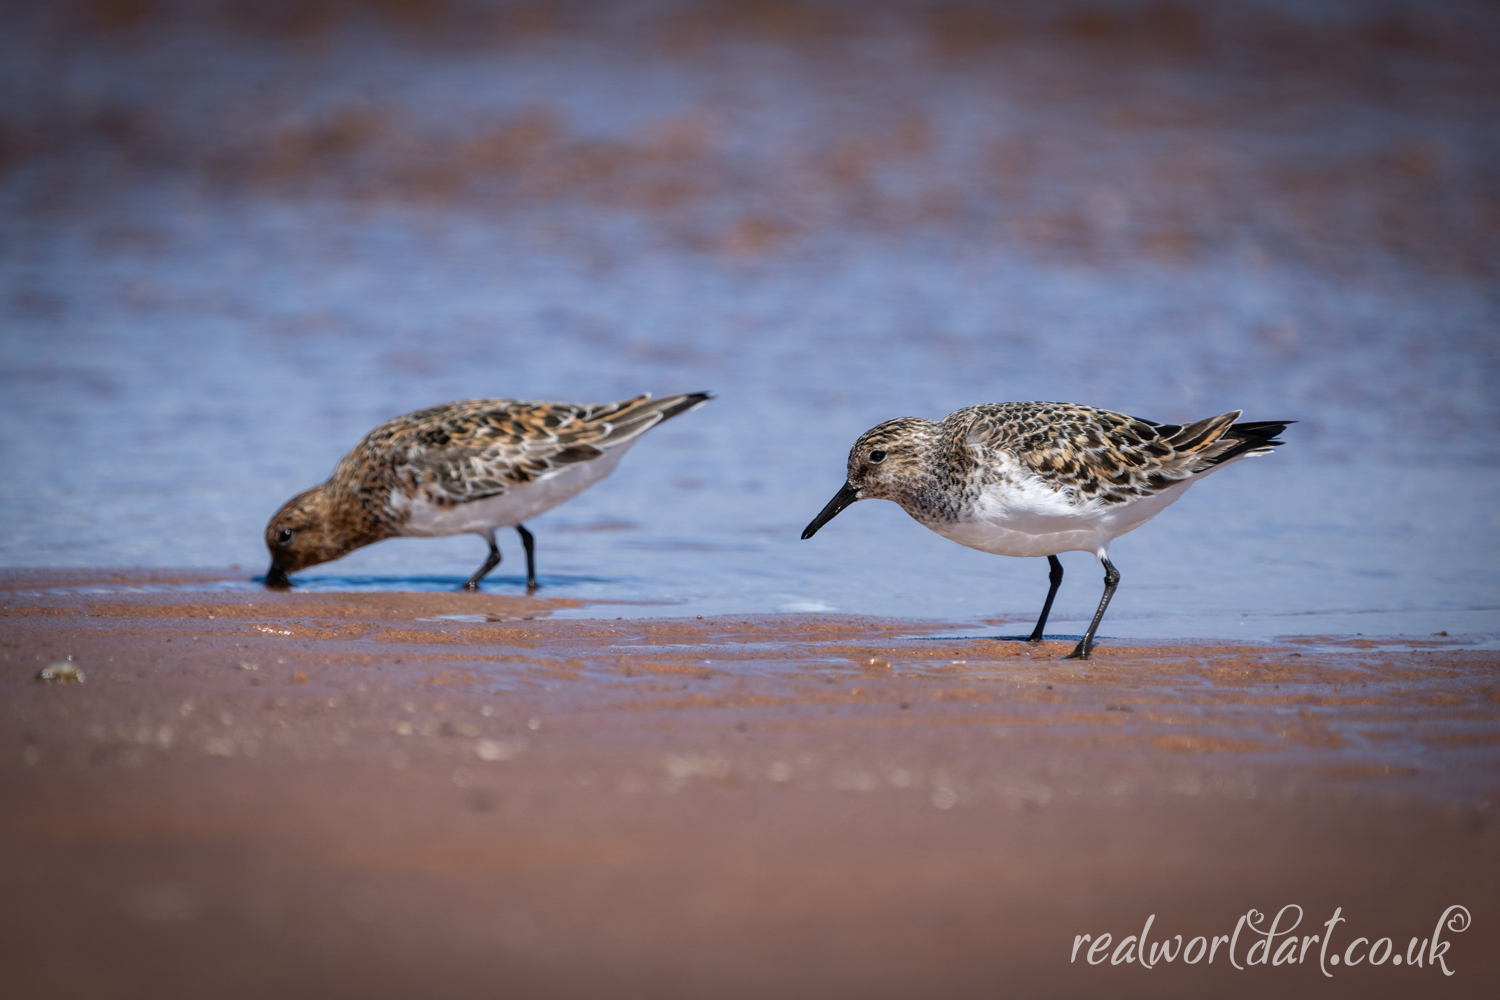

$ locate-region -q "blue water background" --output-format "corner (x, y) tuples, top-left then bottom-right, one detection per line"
(2, 3), (1497, 639)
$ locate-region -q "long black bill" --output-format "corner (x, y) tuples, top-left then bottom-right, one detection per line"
(264, 563), (291, 589)
(801, 482), (860, 540)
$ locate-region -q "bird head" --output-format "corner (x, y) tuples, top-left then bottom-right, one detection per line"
(263, 484), (358, 587)
(801, 417), (934, 539)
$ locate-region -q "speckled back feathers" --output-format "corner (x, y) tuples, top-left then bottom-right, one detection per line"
(265, 392), (710, 576)
(343, 393), (708, 509)
(846, 401), (1289, 522)
(957, 402), (1286, 504)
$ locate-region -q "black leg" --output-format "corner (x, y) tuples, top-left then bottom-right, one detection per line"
(1027, 554), (1064, 643)
(463, 535), (502, 591)
(1065, 556), (1120, 661)
(515, 524), (537, 591)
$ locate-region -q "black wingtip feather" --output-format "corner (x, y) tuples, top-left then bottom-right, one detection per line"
(1231, 419), (1294, 443)
(658, 391), (715, 422)
(1207, 419), (1294, 464)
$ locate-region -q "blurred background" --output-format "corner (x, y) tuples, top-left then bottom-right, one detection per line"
(1, 0), (1497, 637)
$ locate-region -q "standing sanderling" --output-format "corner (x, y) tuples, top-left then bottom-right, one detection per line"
(264, 392), (712, 590)
(801, 402), (1290, 659)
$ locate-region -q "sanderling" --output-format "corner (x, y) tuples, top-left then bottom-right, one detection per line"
(801, 402), (1290, 659)
(265, 392), (712, 590)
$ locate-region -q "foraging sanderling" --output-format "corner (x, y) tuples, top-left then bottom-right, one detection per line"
(265, 392), (712, 589)
(801, 402), (1289, 659)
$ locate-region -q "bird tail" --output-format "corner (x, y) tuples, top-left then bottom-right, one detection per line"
(1166, 412), (1292, 468)
(581, 392), (714, 447)
(1216, 418), (1293, 461)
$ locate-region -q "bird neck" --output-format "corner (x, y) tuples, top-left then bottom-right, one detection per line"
(895, 428), (971, 525)
(314, 478), (399, 550)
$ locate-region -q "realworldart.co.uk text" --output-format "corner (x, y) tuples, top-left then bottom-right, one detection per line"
(1071, 905), (1471, 976)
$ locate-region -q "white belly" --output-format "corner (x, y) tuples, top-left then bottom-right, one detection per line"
(926, 476), (1197, 558)
(395, 446), (631, 538)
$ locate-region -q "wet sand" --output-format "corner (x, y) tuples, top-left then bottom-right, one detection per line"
(2, 570), (1496, 999)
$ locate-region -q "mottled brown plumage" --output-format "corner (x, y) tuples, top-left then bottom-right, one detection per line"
(843, 402), (1286, 523)
(265, 392), (712, 587)
(804, 401), (1290, 659)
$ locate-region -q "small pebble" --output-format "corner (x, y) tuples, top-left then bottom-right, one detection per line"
(36, 662), (84, 684)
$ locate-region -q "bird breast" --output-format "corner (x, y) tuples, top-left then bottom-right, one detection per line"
(918, 467), (1197, 558)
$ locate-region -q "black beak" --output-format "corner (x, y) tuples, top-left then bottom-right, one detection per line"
(264, 563), (291, 589)
(801, 482), (860, 539)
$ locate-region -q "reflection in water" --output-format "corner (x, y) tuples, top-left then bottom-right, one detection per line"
(1, 2), (1497, 637)
(266, 573), (631, 592)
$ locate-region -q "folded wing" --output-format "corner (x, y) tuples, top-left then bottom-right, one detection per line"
(961, 402), (1290, 505)
(366, 392), (712, 504)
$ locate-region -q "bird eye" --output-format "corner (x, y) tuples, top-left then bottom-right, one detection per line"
(277, 529), (295, 545)
(868, 450), (887, 464)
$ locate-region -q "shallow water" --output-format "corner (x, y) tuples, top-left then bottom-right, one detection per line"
(2, 3), (1498, 639)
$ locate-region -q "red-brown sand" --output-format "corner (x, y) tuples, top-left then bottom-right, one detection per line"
(2, 570), (1496, 999)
